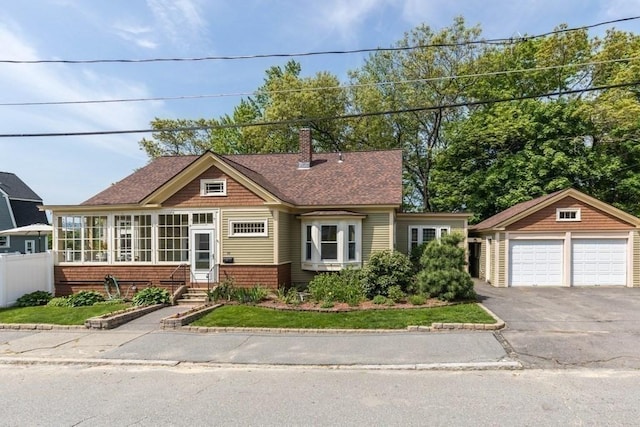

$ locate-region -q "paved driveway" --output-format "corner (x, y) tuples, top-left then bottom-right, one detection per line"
(476, 281), (640, 369)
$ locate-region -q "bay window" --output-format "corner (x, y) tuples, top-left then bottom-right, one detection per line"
(301, 218), (363, 271)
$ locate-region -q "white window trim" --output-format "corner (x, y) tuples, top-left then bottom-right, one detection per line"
(301, 220), (362, 271)
(228, 219), (268, 237)
(0, 235), (9, 248)
(408, 225), (450, 252)
(200, 179), (227, 197)
(556, 208), (581, 222)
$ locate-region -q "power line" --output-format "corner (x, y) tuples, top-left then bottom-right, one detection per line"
(1, 16), (637, 65)
(1, 81), (637, 138)
(3, 56), (639, 107)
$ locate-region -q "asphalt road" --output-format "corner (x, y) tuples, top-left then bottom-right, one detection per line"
(476, 282), (640, 369)
(1, 364), (638, 426)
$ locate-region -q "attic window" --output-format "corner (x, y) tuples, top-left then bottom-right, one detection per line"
(556, 208), (581, 222)
(201, 179), (226, 196)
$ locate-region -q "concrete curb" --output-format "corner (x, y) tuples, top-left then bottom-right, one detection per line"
(0, 356), (522, 371)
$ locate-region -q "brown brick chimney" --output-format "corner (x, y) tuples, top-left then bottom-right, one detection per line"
(298, 128), (312, 169)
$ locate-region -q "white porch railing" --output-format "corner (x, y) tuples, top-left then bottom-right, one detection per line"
(0, 252), (53, 307)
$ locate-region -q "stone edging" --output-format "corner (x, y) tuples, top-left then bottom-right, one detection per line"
(161, 304), (221, 329)
(0, 323), (86, 331)
(84, 304), (167, 329)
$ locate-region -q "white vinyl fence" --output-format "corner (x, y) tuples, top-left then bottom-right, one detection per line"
(0, 252), (53, 307)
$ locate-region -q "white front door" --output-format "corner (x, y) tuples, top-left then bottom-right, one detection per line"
(572, 239), (627, 286)
(190, 229), (216, 283)
(510, 240), (563, 286)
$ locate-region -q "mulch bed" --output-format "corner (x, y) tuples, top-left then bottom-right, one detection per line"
(256, 297), (453, 313)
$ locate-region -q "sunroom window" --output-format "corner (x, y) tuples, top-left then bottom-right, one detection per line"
(114, 215), (152, 262)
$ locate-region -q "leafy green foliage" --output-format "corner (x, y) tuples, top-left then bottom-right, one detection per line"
(409, 294), (427, 305)
(275, 287), (301, 305)
(416, 233), (476, 302)
(372, 295), (387, 305)
(360, 250), (414, 298)
(132, 287), (170, 306)
(308, 268), (365, 306)
(47, 297), (70, 307)
(66, 291), (105, 307)
(386, 285), (406, 303)
(208, 278), (269, 304)
(14, 291), (52, 307)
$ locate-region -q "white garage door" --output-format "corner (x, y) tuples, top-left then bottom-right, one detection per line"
(510, 240), (563, 286)
(572, 239), (627, 286)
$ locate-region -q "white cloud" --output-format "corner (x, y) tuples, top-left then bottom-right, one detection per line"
(112, 22), (158, 49)
(146, 0), (207, 49)
(309, 0), (392, 41)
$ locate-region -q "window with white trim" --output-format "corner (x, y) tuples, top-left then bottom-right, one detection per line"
(158, 213), (189, 262)
(556, 208), (581, 222)
(301, 220), (362, 271)
(229, 220), (268, 237)
(409, 226), (450, 252)
(200, 179), (227, 196)
(114, 215), (152, 262)
(0, 235), (9, 248)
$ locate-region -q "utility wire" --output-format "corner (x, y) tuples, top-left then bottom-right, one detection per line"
(1, 16), (637, 65)
(2, 56), (639, 107)
(0, 81), (637, 138)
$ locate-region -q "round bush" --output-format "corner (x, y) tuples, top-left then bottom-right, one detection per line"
(360, 250), (414, 298)
(416, 269), (476, 302)
(15, 290), (52, 307)
(66, 290), (105, 307)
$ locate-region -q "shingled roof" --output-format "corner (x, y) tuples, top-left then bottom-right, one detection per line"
(0, 172), (43, 201)
(82, 149), (403, 207)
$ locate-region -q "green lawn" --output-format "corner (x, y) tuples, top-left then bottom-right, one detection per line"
(0, 304), (130, 325)
(191, 303), (494, 329)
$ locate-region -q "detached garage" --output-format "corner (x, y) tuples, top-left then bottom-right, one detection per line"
(471, 188), (640, 287)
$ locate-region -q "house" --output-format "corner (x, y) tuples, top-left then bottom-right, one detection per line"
(43, 129), (470, 295)
(469, 188), (640, 287)
(0, 172), (49, 254)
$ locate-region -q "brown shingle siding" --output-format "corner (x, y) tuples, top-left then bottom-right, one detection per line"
(164, 166), (264, 207)
(507, 197), (634, 231)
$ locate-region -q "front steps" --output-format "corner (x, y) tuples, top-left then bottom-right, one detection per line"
(176, 287), (209, 305)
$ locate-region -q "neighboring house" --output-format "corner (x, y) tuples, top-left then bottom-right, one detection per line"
(469, 188), (640, 287)
(0, 172), (49, 254)
(44, 129), (470, 295)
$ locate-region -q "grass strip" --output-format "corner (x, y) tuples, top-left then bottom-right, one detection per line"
(0, 304), (130, 325)
(191, 303), (494, 329)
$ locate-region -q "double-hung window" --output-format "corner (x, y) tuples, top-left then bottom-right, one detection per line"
(301, 216), (363, 271)
(409, 226), (450, 252)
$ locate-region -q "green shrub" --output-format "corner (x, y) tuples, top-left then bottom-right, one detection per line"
(67, 290), (105, 307)
(132, 287), (170, 306)
(410, 242), (428, 272)
(372, 295), (387, 305)
(416, 232), (476, 302)
(47, 297), (70, 307)
(275, 286), (300, 305)
(232, 286), (269, 304)
(386, 285), (405, 303)
(208, 277), (236, 302)
(417, 269), (476, 302)
(409, 294), (427, 305)
(360, 250), (414, 298)
(15, 290), (52, 307)
(308, 268), (364, 306)
(94, 298), (126, 305)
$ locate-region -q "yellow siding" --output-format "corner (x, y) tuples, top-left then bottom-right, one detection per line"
(479, 239), (486, 280)
(498, 234), (506, 287)
(277, 211), (291, 263)
(221, 210), (274, 264)
(634, 231), (640, 287)
(362, 212), (392, 261)
(289, 215), (317, 284)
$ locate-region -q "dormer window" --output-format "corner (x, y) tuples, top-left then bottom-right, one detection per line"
(201, 179), (226, 196)
(556, 208), (581, 222)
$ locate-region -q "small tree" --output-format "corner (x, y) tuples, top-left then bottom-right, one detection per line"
(416, 233), (476, 302)
(360, 250), (414, 298)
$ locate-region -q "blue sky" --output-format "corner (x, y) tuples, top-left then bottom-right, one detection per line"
(1, 0), (639, 206)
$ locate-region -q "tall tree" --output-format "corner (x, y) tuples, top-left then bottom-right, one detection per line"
(348, 17), (485, 211)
